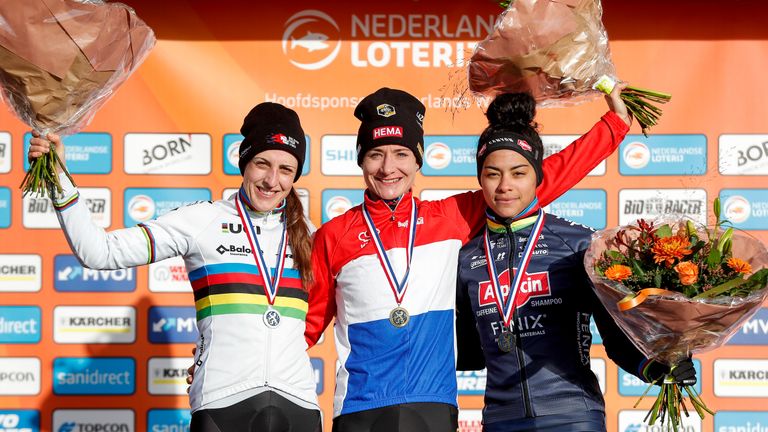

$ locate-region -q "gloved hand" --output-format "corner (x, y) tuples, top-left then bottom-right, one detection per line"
(643, 358), (697, 386)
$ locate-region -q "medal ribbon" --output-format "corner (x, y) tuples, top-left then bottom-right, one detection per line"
(484, 209), (545, 328)
(362, 197), (418, 305)
(235, 188), (288, 306)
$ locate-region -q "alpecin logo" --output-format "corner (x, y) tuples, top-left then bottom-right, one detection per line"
(478, 270), (551, 308)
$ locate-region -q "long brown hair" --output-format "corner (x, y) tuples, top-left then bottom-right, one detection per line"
(285, 188), (313, 290)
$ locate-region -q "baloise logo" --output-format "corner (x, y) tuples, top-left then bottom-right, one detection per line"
(282, 10), (341, 70)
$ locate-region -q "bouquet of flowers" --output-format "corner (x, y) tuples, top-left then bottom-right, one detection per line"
(469, 0), (669, 135)
(0, 0), (155, 195)
(584, 198), (768, 428)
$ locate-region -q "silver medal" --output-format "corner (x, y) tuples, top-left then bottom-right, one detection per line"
(497, 330), (515, 353)
(263, 308), (281, 329)
(389, 306), (410, 328)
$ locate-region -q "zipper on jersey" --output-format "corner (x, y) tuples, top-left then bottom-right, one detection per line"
(506, 225), (534, 418)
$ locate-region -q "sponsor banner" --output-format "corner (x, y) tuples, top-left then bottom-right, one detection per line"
(123, 188), (211, 227)
(728, 308), (768, 345)
(422, 136), (476, 176)
(0, 131), (10, 173)
(0, 306), (41, 344)
(321, 135), (360, 176)
(53, 357), (135, 395)
(149, 256), (192, 293)
(719, 134), (768, 175)
(23, 187), (111, 229)
(457, 369), (485, 396)
(23, 132), (112, 174)
(720, 189), (768, 230)
(0, 410), (39, 432)
(147, 409), (190, 432)
(619, 134), (707, 175)
(223, 134), (311, 176)
(589, 317), (602, 345)
(147, 357), (191, 395)
(544, 189), (606, 229)
(54, 255), (136, 292)
(321, 189), (364, 222)
(0, 187), (9, 228)
(419, 189), (472, 201)
(311, 357), (324, 395)
(714, 359), (768, 397)
(53, 409), (134, 432)
(618, 189), (707, 226)
(457, 409), (483, 432)
(53, 306), (136, 344)
(148, 306), (199, 343)
(618, 360), (702, 397)
(0, 254), (42, 292)
(124, 133), (211, 175)
(542, 135), (605, 176)
(0, 357), (41, 396)
(618, 409), (701, 431)
(714, 411), (768, 431)
(591, 358), (606, 395)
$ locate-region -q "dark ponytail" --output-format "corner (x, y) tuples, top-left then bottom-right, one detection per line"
(481, 92), (540, 143)
(285, 188), (313, 290)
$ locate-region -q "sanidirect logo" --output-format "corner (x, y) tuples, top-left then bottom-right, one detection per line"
(721, 189), (768, 230)
(148, 306), (198, 343)
(322, 189), (363, 222)
(544, 189), (606, 229)
(223, 134), (312, 176)
(0, 307), (41, 344)
(53, 409), (134, 432)
(124, 133), (211, 175)
(0, 357), (40, 396)
(619, 135), (707, 175)
(23, 187), (111, 229)
(0, 187), (10, 228)
(619, 360), (701, 397)
(719, 134), (768, 175)
(54, 255), (135, 292)
(149, 256), (191, 293)
(148, 357), (191, 395)
(421, 136), (476, 176)
(542, 135), (605, 176)
(0, 255), (41, 292)
(54, 306), (135, 344)
(714, 359), (768, 397)
(147, 409), (190, 432)
(0, 410), (39, 432)
(123, 188), (211, 227)
(53, 358), (135, 395)
(457, 369), (486, 396)
(24, 132), (112, 174)
(0, 132), (10, 173)
(321, 135), (361, 176)
(727, 308), (768, 345)
(715, 411), (768, 432)
(618, 189), (707, 226)
(619, 409), (701, 431)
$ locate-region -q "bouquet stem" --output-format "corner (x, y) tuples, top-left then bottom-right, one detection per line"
(636, 380), (713, 430)
(19, 146), (75, 197)
(621, 86), (672, 137)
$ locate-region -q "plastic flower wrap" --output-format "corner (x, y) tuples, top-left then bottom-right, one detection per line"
(0, 0), (156, 195)
(469, 0), (670, 134)
(584, 199), (768, 427)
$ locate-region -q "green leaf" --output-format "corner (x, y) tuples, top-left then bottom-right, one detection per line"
(654, 272), (662, 288)
(707, 247), (722, 269)
(718, 227), (734, 253)
(692, 277), (746, 299)
(630, 259), (646, 277)
(714, 197), (721, 223)
(606, 250), (624, 261)
(655, 224), (673, 238)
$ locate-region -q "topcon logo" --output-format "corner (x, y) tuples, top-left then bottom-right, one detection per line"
(622, 141), (651, 169)
(282, 10), (341, 70)
(53, 410), (133, 432)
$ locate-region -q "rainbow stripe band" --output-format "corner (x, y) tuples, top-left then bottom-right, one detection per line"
(53, 193), (79, 212)
(138, 224), (156, 264)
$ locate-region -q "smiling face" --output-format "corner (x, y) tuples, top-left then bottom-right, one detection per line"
(241, 149), (298, 212)
(480, 150), (538, 218)
(361, 145), (420, 200)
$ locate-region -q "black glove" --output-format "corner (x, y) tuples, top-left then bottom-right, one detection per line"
(643, 358), (697, 386)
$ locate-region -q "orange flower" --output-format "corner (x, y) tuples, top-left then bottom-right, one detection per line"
(651, 235), (693, 267)
(674, 261), (699, 286)
(605, 264), (632, 282)
(727, 257), (752, 274)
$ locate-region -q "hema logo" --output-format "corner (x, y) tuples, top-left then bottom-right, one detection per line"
(282, 10), (341, 70)
(0, 357), (41, 395)
(457, 369), (486, 395)
(54, 255), (135, 292)
(53, 358), (135, 395)
(714, 411), (768, 431)
(53, 306), (136, 344)
(0, 410), (39, 432)
(0, 306), (41, 344)
(53, 409), (134, 432)
(147, 409), (190, 432)
(148, 307), (198, 343)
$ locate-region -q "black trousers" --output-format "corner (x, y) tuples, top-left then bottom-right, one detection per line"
(332, 402), (458, 432)
(191, 391), (322, 432)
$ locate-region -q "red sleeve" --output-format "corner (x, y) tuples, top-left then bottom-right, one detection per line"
(431, 190), (487, 245)
(537, 111), (629, 206)
(304, 225), (337, 348)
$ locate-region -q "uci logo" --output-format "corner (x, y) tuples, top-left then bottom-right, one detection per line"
(282, 10), (341, 70)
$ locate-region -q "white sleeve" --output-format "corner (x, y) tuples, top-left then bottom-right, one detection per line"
(52, 174), (199, 270)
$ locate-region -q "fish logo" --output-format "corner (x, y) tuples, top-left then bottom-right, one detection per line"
(324, 196), (353, 220)
(623, 141), (651, 169)
(226, 141), (241, 168)
(128, 194), (156, 223)
(724, 195), (751, 224)
(282, 10), (341, 71)
(425, 142), (452, 170)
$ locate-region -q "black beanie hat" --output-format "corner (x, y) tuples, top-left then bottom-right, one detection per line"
(354, 88), (426, 166)
(238, 102), (306, 181)
(476, 132), (544, 185)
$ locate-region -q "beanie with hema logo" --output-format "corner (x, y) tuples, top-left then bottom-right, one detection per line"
(238, 102), (306, 181)
(354, 87), (426, 167)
